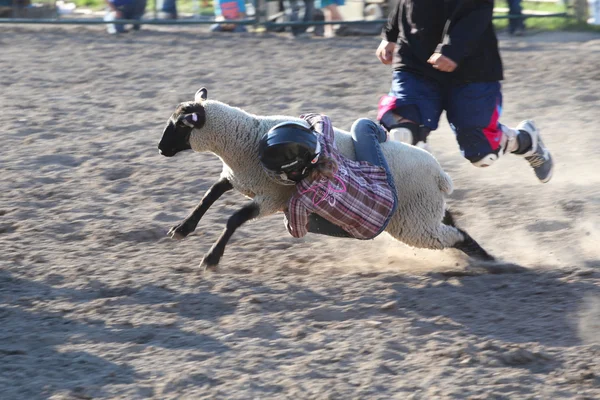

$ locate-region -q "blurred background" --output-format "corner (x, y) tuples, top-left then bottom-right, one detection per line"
(1, 0), (599, 34)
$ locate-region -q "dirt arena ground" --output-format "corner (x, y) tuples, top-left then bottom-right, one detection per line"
(1, 25), (599, 399)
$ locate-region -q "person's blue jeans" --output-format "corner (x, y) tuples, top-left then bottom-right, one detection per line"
(507, 0), (525, 33)
(307, 118), (398, 238)
(351, 119), (390, 172)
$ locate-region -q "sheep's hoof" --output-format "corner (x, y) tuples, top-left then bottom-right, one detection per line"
(201, 249), (222, 270)
(168, 223), (191, 240)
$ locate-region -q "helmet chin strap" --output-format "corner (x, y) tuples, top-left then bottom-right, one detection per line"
(310, 141), (321, 164)
(299, 140), (321, 179)
(280, 172), (295, 183)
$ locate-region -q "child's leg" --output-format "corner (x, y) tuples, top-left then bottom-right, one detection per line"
(445, 82), (503, 167)
(350, 118), (388, 167)
(377, 71), (443, 150)
(350, 118), (398, 216)
(446, 82), (553, 182)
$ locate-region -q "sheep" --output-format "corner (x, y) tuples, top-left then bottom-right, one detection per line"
(157, 87), (494, 269)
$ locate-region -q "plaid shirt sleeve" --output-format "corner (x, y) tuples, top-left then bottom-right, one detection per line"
(300, 113), (335, 146)
(284, 195), (309, 238)
(301, 113), (331, 133)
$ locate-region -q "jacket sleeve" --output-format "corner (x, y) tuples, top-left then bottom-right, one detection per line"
(382, 0), (401, 43)
(436, 0), (494, 65)
(284, 196), (309, 238)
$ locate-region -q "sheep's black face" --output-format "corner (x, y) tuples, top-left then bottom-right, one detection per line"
(158, 120), (192, 157)
(158, 102), (206, 157)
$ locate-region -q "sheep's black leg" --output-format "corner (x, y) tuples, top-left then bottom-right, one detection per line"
(201, 202), (260, 269)
(442, 209), (456, 227)
(453, 227), (495, 261)
(168, 178), (233, 240)
(444, 209), (495, 261)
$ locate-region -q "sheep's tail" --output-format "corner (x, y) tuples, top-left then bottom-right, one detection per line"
(437, 170), (454, 195)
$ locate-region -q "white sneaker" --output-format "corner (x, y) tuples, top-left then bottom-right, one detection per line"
(517, 120), (554, 183)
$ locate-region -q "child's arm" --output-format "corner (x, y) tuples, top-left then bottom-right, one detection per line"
(435, 0), (494, 66)
(284, 196), (309, 238)
(381, 0), (400, 45)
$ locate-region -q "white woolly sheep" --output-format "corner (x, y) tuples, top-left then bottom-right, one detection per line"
(157, 88), (494, 268)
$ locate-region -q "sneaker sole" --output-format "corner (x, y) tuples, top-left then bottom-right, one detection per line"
(539, 167), (553, 183)
(519, 120), (553, 183)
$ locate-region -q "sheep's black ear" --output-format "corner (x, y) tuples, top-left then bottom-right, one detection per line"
(195, 88), (208, 102)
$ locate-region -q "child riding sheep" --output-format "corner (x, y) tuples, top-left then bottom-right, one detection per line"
(158, 88), (494, 269)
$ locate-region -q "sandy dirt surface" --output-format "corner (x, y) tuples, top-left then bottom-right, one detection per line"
(1, 25), (599, 399)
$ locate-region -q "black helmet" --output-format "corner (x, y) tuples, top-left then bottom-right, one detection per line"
(259, 121), (321, 185)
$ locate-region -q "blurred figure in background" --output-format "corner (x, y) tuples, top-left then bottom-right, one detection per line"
(290, 0), (316, 37)
(158, 0), (177, 19)
(104, 0), (146, 34)
(319, 0), (344, 37)
(507, 0), (526, 35)
(211, 0), (248, 32)
(270, 0), (318, 37)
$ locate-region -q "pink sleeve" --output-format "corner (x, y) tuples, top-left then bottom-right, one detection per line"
(285, 196), (309, 238)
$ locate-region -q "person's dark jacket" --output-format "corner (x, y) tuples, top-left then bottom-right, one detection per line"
(382, 0), (504, 84)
